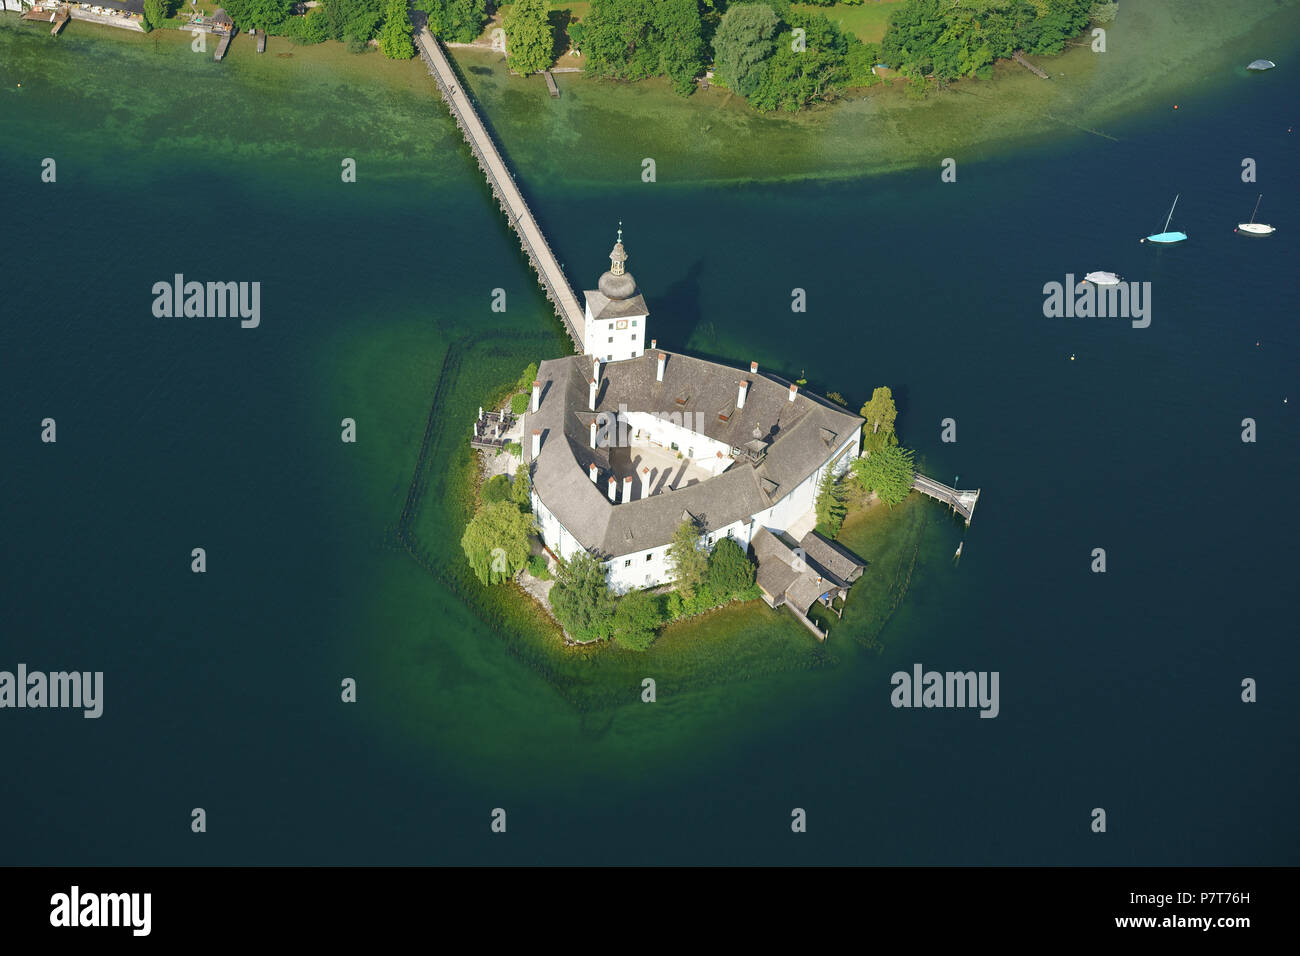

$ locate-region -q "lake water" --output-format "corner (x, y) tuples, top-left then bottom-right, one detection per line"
(2, 0), (1297, 864)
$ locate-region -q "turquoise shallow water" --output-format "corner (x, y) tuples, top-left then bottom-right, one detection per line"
(2, 3), (1298, 864)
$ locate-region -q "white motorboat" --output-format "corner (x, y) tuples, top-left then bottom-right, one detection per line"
(1083, 271), (1122, 286)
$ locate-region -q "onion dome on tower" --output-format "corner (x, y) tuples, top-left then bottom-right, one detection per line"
(597, 223), (638, 300)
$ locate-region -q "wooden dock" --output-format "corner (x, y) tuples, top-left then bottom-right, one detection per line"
(413, 15), (585, 352)
(257, 32), (266, 53)
(912, 473), (981, 525)
(1012, 50), (1049, 79)
(543, 71), (559, 97)
(22, 4), (69, 34)
(214, 32), (232, 62)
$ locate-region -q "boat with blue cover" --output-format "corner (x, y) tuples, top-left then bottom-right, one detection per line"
(1143, 194), (1187, 244)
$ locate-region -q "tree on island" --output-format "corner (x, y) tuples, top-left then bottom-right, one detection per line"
(378, 0), (415, 59)
(549, 552), (617, 642)
(666, 517), (709, 600)
(612, 589), (662, 651)
(859, 385), (899, 454)
(417, 0), (488, 44)
(711, 3), (779, 97)
(503, 0), (554, 75)
(705, 536), (755, 600)
(460, 500), (533, 585)
(814, 467), (848, 538)
(851, 444), (915, 508)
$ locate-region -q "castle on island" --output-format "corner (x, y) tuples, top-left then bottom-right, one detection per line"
(522, 229), (867, 632)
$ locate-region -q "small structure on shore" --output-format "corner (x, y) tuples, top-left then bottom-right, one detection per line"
(210, 7), (232, 32)
(751, 528), (865, 639)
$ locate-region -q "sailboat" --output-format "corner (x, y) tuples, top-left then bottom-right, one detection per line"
(1143, 194), (1187, 244)
(1247, 59), (1276, 71)
(1236, 194), (1276, 236)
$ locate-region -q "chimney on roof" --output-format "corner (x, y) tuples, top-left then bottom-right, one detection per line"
(656, 352), (666, 383)
(531, 429), (541, 458)
(589, 463), (598, 484)
(651, 339), (657, 350)
(641, 466), (650, 497)
(589, 418), (598, 449)
(531, 380), (540, 413)
(592, 355), (600, 383)
(589, 378), (598, 411)
(750, 361), (759, 375)
(789, 384), (798, 403)
(737, 379), (749, 410)
(623, 475), (633, 502)
(607, 476), (617, 503)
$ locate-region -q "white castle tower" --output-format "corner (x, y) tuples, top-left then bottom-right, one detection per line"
(582, 222), (649, 362)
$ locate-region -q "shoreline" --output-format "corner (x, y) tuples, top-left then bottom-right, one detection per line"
(8, 3), (1296, 188)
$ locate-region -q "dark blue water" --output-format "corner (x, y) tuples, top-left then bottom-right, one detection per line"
(2, 11), (1297, 864)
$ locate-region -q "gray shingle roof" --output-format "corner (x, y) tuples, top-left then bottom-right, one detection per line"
(526, 350), (862, 558)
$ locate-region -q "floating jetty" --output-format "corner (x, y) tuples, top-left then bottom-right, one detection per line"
(214, 32), (232, 61)
(543, 71), (559, 98)
(22, 3), (69, 34)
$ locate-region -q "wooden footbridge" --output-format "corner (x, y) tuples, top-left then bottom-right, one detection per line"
(913, 473), (981, 525)
(412, 14), (586, 352)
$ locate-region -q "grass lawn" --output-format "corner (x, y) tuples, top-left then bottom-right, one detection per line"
(792, 0), (902, 44)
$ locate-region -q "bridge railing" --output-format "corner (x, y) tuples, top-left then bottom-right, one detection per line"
(413, 22), (585, 352)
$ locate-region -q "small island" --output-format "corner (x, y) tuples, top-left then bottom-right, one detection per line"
(463, 227), (974, 651)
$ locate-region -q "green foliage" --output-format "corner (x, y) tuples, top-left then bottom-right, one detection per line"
(510, 392), (530, 416)
(706, 536), (756, 600)
(526, 553), (551, 579)
(503, 0), (554, 74)
(141, 0), (173, 31)
(515, 362), (539, 391)
(511, 464), (531, 510)
(418, 0), (488, 44)
(881, 0), (1092, 81)
(826, 391), (848, 406)
(504, 441), (522, 457)
(712, 3), (780, 98)
(815, 468), (848, 537)
(460, 500), (533, 585)
(481, 473), (512, 503)
(379, 0), (415, 58)
(221, 0), (292, 32)
(566, 20), (586, 51)
(612, 589), (663, 651)
(583, 0), (707, 96)
(667, 518), (708, 599)
(845, 35), (881, 86)
(851, 444), (915, 508)
(1090, 1), (1118, 24)
(859, 385), (899, 453)
(284, 9), (333, 43)
(316, 0), (384, 50)
(549, 552), (616, 642)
